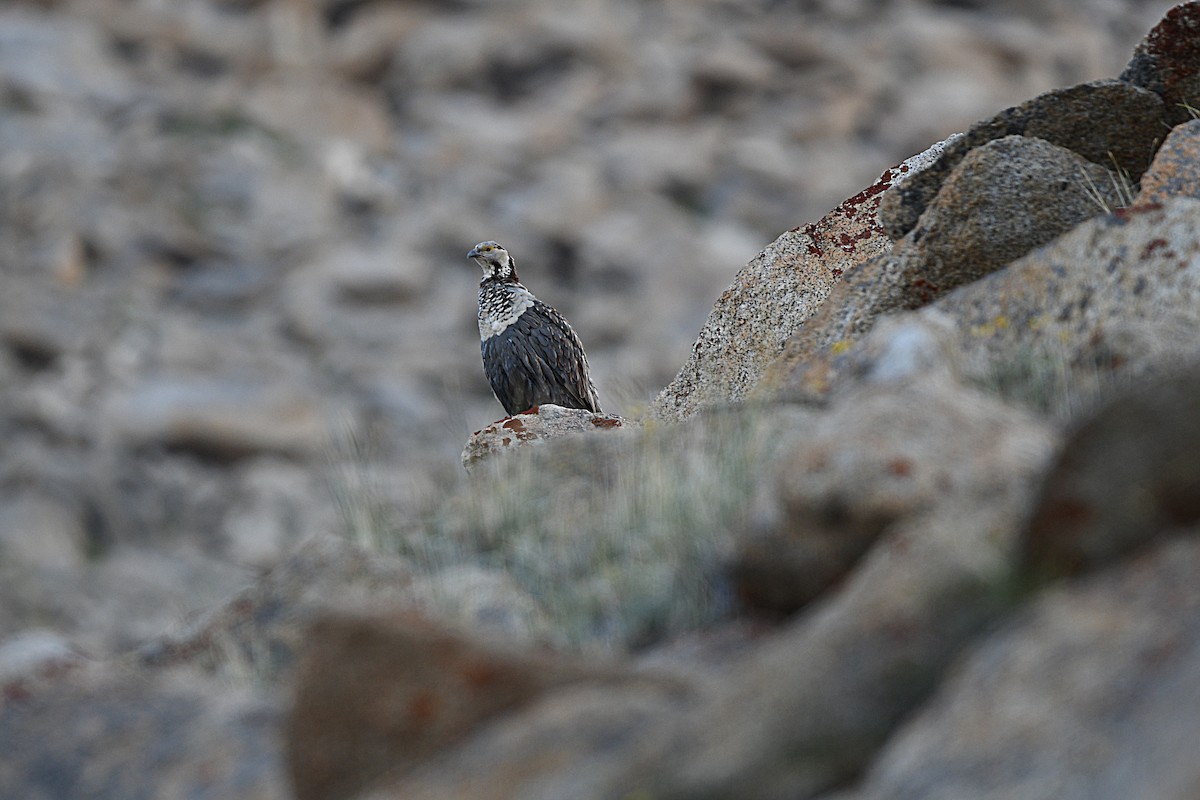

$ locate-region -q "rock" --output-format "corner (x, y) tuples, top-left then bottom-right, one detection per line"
(405, 565), (555, 644)
(1121, 1), (1200, 127)
(512, 155), (612, 236)
(286, 609), (693, 800)
(0, 2), (1187, 798)
(735, 371), (1053, 615)
(777, 196), (1200, 413)
(0, 532), (251, 656)
(0, 661), (286, 800)
(221, 460), (329, 567)
(761, 135), (1123, 401)
(326, 3), (425, 82)
(939, 197), (1200, 416)
(0, 10), (129, 105)
(652, 137), (956, 422)
(846, 534), (1200, 800)
(364, 372), (1052, 800)
(133, 535), (546, 682)
(0, 491), (87, 572)
(138, 535), (416, 684)
(74, 546), (253, 653)
(0, 629), (85, 694)
(366, 683), (690, 800)
(879, 80), (1165, 239)
(1023, 363), (1200, 577)
(461, 404), (629, 470)
(1133, 118), (1200, 205)
(690, 35), (778, 106)
(774, 311), (965, 409)
(634, 619), (770, 680)
(0, 306), (73, 372)
(629, 378), (1053, 800)
(833, 312), (964, 387)
(104, 378), (333, 462)
(436, 409), (771, 651)
(82, 0), (271, 76)
(313, 233), (433, 306)
(241, 78), (395, 154)
(901, 135), (1125, 286)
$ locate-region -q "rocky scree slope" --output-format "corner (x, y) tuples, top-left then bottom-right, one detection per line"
(3, 2), (1200, 800)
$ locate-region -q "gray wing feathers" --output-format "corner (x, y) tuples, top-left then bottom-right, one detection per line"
(481, 301), (600, 415)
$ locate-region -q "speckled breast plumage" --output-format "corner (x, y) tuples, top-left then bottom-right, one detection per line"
(478, 278), (601, 416)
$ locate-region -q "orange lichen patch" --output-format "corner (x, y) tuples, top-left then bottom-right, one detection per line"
(1139, 3), (1200, 97)
(1025, 497), (1095, 572)
(461, 661), (503, 690)
(230, 597), (255, 616)
(1142, 238), (1172, 259)
(799, 365), (832, 396)
(3, 682), (32, 702)
(1134, 124), (1200, 204)
(794, 166), (898, 261)
(911, 277), (940, 304)
(805, 447), (831, 471)
(406, 689), (440, 724)
(887, 457), (914, 477)
(1112, 202), (1163, 222)
(591, 417), (622, 429)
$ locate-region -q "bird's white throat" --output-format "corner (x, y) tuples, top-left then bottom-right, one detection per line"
(478, 283), (536, 341)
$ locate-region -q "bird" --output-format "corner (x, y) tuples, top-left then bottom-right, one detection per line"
(468, 240), (601, 417)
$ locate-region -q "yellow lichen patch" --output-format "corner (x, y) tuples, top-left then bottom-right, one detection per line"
(971, 314), (1011, 337)
(970, 322), (996, 337)
(803, 372), (830, 395)
(831, 339), (853, 355)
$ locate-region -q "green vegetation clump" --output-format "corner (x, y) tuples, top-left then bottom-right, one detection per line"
(1076, 154), (1138, 214)
(333, 411), (790, 652)
(971, 341), (1131, 421)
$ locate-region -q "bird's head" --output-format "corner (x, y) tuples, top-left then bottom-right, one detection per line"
(468, 241), (518, 282)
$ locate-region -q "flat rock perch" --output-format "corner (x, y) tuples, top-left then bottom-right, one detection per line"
(462, 405), (629, 470)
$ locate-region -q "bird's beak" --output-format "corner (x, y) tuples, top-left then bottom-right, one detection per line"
(467, 246), (481, 260)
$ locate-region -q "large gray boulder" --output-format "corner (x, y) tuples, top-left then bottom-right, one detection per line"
(841, 534), (1200, 800)
(734, 369), (1053, 615)
(651, 138), (954, 422)
(287, 610), (693, 800)
(878, 79), (1164, 239)
(1121, 0), (1200, 127)
(0, 660), (286, 800)
(759, 134), (1125, 398)
(775, 196), (1200, 414)
(1025, 362), (1200, 576)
